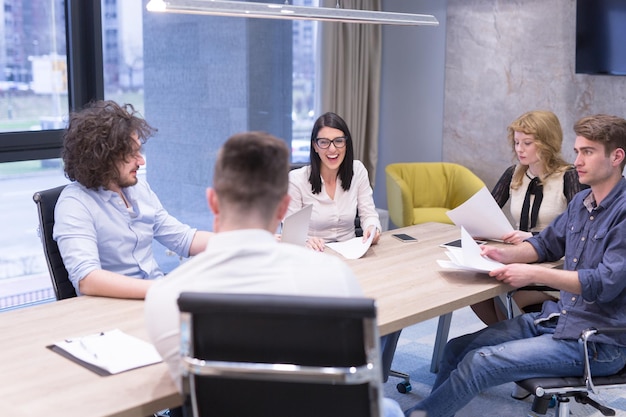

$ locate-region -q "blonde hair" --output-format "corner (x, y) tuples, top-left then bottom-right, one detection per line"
(507, 110), (569, 190)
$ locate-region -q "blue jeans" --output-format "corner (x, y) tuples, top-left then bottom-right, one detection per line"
(405, 313), (626, 417)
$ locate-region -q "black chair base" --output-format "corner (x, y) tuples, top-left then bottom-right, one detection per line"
(517, 370), (626, 417)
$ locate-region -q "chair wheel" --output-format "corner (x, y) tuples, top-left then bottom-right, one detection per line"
(396, 381), (412, 393)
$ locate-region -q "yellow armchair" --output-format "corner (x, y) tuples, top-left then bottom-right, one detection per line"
(385, 162), (485, 227)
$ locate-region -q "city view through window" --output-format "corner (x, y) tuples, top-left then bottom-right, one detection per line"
(0, 0), (317, 310)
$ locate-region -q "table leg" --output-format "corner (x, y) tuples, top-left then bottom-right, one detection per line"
(430, 312), (452, 373)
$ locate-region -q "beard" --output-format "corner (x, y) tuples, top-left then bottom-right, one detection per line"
(115, 168), (140, 188)
(118, 177), (139, 188)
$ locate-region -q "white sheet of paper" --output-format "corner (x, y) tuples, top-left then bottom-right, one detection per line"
(326, 232), (375, 260)
(53, 328), (162, 374)
(446, 186), (514, 240)
(281, 204), (313, 246)
(437, 227), (504, 273)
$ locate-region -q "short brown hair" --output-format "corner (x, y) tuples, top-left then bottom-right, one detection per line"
(213, 132), (290, 219)
(574, 114), (626, 171)
(62, 100), (156, 189)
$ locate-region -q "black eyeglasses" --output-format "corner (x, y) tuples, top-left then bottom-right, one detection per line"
(315, 136), (347, 149)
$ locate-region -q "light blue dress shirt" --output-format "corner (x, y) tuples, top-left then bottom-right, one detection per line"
(53, 179), (196, 295)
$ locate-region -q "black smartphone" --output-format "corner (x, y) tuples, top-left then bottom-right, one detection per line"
(439, 238), (487, 248)
(392, 233), (418, 242)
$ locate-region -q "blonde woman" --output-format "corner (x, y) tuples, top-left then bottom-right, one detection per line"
(472, 110), (587, 325)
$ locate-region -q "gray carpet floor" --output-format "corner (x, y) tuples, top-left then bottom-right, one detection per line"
(383, 306), (626, 417)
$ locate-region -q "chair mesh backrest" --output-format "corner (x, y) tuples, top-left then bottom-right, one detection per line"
(33, 185), (76, 300)
(178, 292), (381, 417)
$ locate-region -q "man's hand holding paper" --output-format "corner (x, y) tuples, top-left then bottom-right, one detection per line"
(481, 242), (550, 289)
(437, 227), (504, 273)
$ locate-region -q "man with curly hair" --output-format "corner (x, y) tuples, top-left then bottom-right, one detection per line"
(54, 100), (211, 299)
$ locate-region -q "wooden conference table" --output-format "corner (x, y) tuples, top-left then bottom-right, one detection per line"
(338, 222), (514, 336)
(1, 222), (514, 417)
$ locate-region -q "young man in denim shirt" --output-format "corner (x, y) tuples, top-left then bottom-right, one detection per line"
(405, 114), (626, 417)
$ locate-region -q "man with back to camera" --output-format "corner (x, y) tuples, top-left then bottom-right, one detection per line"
(144, 131), (405, 417)
(54, 100), (211, 299)
(405, 114), (626, 417)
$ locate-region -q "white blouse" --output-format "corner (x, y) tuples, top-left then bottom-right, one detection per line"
(287, 160), (381, 242)
(509, 168), (568, 233)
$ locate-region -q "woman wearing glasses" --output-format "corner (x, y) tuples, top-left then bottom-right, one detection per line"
(287, 112), (381, 251)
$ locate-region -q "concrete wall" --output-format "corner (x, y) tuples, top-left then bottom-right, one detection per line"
(443, 0), (626, 191)
(375, 0), (626, 227)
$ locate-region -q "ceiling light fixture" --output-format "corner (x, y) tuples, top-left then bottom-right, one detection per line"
(146, 0), (439, 26)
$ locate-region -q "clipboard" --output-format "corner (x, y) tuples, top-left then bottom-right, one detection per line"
(47, 329), (162, 376)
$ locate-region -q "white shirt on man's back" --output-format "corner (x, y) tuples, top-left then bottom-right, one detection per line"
(144, 228), (363, 391)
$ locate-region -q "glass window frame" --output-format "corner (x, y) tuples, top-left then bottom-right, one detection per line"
(0, 0), (315, 164)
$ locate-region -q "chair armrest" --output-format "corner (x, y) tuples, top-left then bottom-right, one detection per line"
(581, 327), (626, 394)
(505, 286), (558, 319)
(182, 356), (379, 385)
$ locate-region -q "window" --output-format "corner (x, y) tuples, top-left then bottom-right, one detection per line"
(0, 0), (67, 134)
(0, 0), (69, 310)
(0, 0), (319, 311)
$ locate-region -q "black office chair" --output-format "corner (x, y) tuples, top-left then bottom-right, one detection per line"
(506, 290), (626, 416)
(516, 327), (626, 417)
(33, 184), (77, 300)
(177, 292), (384, 417)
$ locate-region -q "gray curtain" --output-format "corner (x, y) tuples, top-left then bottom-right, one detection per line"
(318, 0), (382, 186)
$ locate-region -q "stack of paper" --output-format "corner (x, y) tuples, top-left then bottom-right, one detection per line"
(49, 328), (162, 375)
(437, 227), (504, 273)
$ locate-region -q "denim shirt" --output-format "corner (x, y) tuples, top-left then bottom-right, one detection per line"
(527, 177), (626, 346)
(53, 179), (196, 295)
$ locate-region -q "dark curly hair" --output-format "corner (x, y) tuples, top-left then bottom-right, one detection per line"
(308, 112), (355, 194)
(62, 100), (157, 190)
